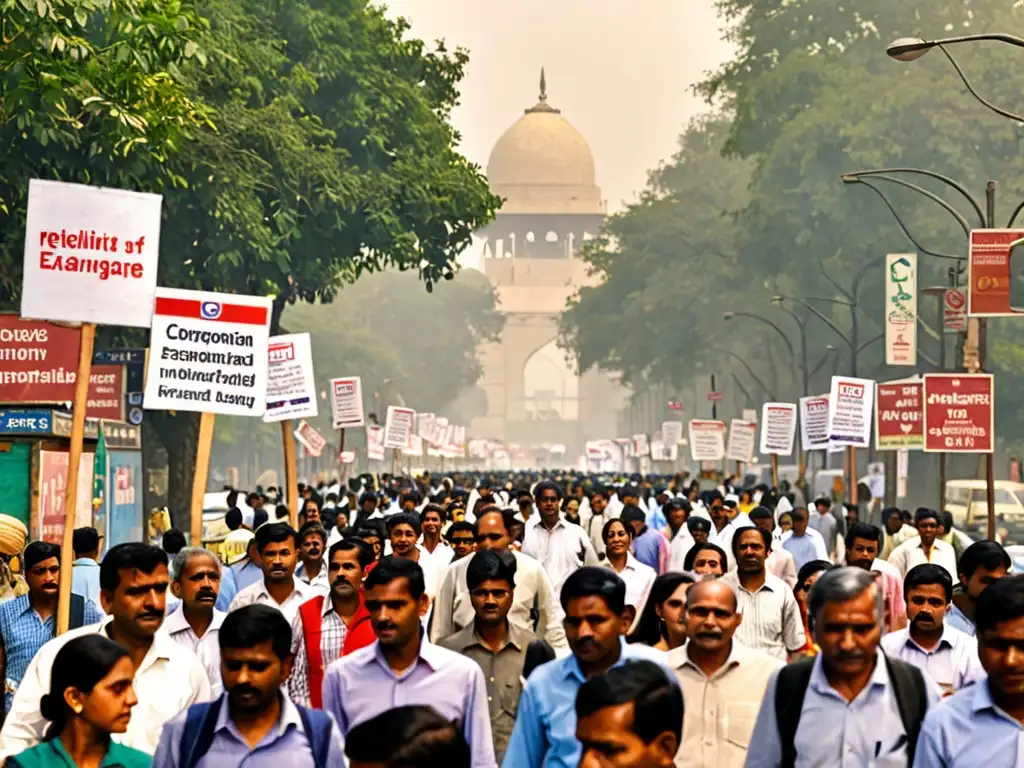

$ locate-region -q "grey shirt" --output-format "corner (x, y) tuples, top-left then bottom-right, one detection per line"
(808, 509), (837, 557)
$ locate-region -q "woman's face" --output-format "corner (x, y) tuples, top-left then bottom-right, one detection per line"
(656, 583), (690, 637)
(779, 514), (793, 532)
(692, 548), (724, 577)
(76, 656), (137, 734)
(604, 521), (631, 557)
(567, 499), (580, 516)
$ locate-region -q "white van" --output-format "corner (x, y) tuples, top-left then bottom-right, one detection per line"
(945, 480), (1024, 544)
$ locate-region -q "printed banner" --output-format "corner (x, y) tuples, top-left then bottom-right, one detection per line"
(826, 376), (875, 448)
(923, 374), (994, 453)
(661, 420), (684, 446)
(329, 377), (365, 429)
(417, 412), (436, 440)
(725, 420), (756, 463)
(688, 420), (726, 461)
(875, 380), (924, 451)
(38, 450), (94, 544)
(632, 434), (650, 457)
(967, 229), (1024, 316)
(366, 424), (385, 461)
(799, 394), (831, 451)
(294, 420), (327, 458)
(759, 403), (797, 456)
(383, 406), (416, 449)
(885, 253), (917, 365)
(263, 333), (318, 423)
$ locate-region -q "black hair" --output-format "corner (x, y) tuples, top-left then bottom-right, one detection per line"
(602, 517), (633, 543)
(298, 521), (327, 544)
(329, 539), (374, 569)
(100, 543), (167, 591)
(386, 512), (422, 537)
(226, 490), (239, 510)
(40, 635), (130, 740)
(903, 563), (953, 603)
(620, 485), (641, 500)
(730, 526), (771, 557)
(686, 517), (711, 534)
(253, 522), (297, 554)
(814, 497), (831, 509)
(364, 555), (425, 599)
(627, 572), (695, 646)
(445, 521), (476, 542)
(575, 660), (682, 744)
(225, 507), (243, 531)
(532, 480), (563, 501)
(958, 540), (1011, 580)
(976, 573), (1024, 635)
(845, 522), (882, 552)
(72, 528), (100, 557)
(345, 705), (470, 767)
(560, 566), (625, 615)
(419, 504), (446, 523)
(161, 529), (186, 555)
(23, 541), (60, 571)
(252, 508), (269, 529)
(914, 507), (940, 526)
(355, 524), (384, 541)
(275, 504), (291, 520)
(516, 488), (536, 502)
(663, 498), (691, 515)
(619, 504), (646, 526)
(683, 543), (729, 572)
(796, 560), (832, 592)
(940, 510), (955, 533)
(219, 604), (292, 660)
(466, 550), (517, 592)
(748, 506), (773, 523)
(790, 508), (807, 522)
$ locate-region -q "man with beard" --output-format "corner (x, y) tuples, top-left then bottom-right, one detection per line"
(289, 539), (375, 707)
(880, 564), (984, 695)
(152, 605), (345, 767)
(669, 580), (780, 767)
(0, 542), (103, 712)
(0, 544), (211, 758)
(229, 523), (321, 623)
(295, 522), (330, 593)
(163, 547), (227, 696)
(322, 557), (495, 767)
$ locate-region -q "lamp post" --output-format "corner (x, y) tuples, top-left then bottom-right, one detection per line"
(707, 348), (777, 401)
(723, 311), (803, 393)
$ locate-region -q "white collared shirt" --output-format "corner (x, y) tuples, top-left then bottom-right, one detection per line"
(605, 553), (657, 610)
(161, 607), (226, 696)
(887, 537), (959, 581)
(880, 624), (985, 692)
(228, 576), (322, 623)
(522, 517), (600, 595)
(0, 618), (211, 760)
(295, 560), (331, 593)
(668, 525), (696, 572)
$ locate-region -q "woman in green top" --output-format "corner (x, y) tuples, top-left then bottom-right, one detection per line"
(8, 634), (150, 768)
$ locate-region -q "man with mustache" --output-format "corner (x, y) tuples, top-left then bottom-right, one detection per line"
(880, 564), (984, 695)
(669, 580), (780, 767)
(163, 547), (228, 696)
(153, 604), (345, 767)
(295, 522), (330, 593)
(289, 539), (376, 707)
(0, 543), (211, 758)
(229, 522), (322, 623)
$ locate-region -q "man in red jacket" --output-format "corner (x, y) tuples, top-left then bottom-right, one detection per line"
(288, 539), (376, 707)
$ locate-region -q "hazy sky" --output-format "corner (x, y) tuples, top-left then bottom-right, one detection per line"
(384, 1), (734, 267)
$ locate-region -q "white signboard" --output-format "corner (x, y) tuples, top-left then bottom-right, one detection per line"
(742, 408), (758, 423)
(688, 420), (725, 461)
(759, 403), (797, 455)
(366, 425), (385, 461)
(293, 420), (327, 457)
(632, 434), (650, 457)
(885, 253), (917, 366)
(403, 434), (425, 457)
(418, 412), (436, 440)
(799, 394), (831, 451)
(263, 333), (318, 423)
(725, 420), (756, 463)
(22, 179), (163, 328)
(143, 288), (272, 417)
(329, 377), (365, 429)
(826, 376), (875, 448)
(661, 420), (684, 446)
(428, 416), (448, 447)
(383, 406), (416, 449)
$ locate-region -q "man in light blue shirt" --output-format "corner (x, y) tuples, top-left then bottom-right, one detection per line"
(946, 540), (1011, 637)
(70, 527), (103, 612)
(914, 574), (1024, 767)
(503, 566), (676, 768)
(780, 509), (828, 570)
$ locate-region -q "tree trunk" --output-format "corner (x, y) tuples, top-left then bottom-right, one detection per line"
(148, 411), (201, 532)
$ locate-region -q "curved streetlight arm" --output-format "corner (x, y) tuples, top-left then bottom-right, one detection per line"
(817, 254), (854, 302)
(842, 167), (985, 226)
(843, 173), (974, 236)
(773, 302), (807, 330)
(1007, 199), (1024, 228)
(936, 44), (1024, 126)
(779, 297), (854, 351)
(856, 332), (885, 355)
(725, 312), (797, 363)
(707, 347), (777, 401)
(808, 348), (838, 379)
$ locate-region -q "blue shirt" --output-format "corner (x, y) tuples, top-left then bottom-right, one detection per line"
(152, 693), (346, 768)
(214, 566), (237, 613)
(230, 558), (263, 592)
(0, 595), (104, 710)
(502, 639), (673, 768)
(645, 503), (668, 532)
(631, 528), (664, 572)
(782, 533), (820, 571)
(744, 650), (941, 768)
(913, 679), (1024, 767)
(70, 558), (102, 613)
(945, 602), (976, 636)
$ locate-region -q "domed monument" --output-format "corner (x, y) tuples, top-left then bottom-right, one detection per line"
(471, 70), (624, 460)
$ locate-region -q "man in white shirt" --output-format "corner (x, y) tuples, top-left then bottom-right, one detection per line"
(294, 521), (331, 592)
(229, 522), (322, 623)
(887, 508), (958, 581)
(163, 546), (227, 696)
(0, 543), (211, 759)
(666, 499), (697, 573)
(522, 481), (600, 596)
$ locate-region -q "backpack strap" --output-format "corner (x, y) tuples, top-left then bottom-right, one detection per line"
(774, 657), (815, 768)
(67, 594), (85, 633)
(884, 655), (929, 765)
(179, 699), (222, 768)
(296, 704), (334, 768)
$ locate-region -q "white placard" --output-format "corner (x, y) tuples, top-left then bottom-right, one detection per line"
(689, 420), (726, 461)
(263, 333), (318, 423)
(428, 416), (449, 447)
(759, 403), (797, 455)
(661, 420), (684, 446)
(885, 253), (917, 366)
(22, 179), (163, 328)
(143, 288), (271, 417)
(366, 425), (385, 461)
(799, 394), (831, 451)
(725, 420), (756, 463)
(384, 406), (416, 449)
(742, 408), (758, 423)
(632, 434), (650, 457)
(418, 412), (435, 440)
(329, 377), (365, 429)
(826, 376), (875, 448)
(403, 434), (424, 457)
(293, 420), (326, 457)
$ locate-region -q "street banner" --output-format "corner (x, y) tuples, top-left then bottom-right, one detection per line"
(968, 229), (1024, 316)
(661, 420), (684, 446)
(417, 412), (435, 440)
(632, 434), (650, 457)
(688, 420), (726, 461)
(366, 424), (385, 461)
(21, 179), (163, 328)
(875, 380), (924, 450)
(944, 289), (967, 331)
(725, 419), (756, 463)
(38, 450), (93, 543)
(143, 288), (272, 417)
(293, 420), (327, 458)
(329, 377), (365, 429)
(885, 253), (917, 365)
(759, 403), (797, 455)
(263, 333), (317, 423)
(383, 406), (416, 449)
(799, 394), (831, 451)
(826, 376), (875, 448)
(0, 316), (80, 403)
(923, 374), (994, 453)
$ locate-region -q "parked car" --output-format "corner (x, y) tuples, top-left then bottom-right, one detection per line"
(945, 480), (1024, 545)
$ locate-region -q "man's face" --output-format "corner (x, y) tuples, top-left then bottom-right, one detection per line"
(815, 502), (830, 516)
(361, 499), (376, 515)
(172, 554), (220, 613)
(335, 511), (349, 529)
(222, 639), (291, 716)
(814, 585), (881, 679)
(401, 497), (416, 512)
(260, 538), (298, 584)
(621, 494), (639, 508)
(389, 523), (418, 558)
(962, 564), (1009, 602)
(299, 533), (324, 564)
(328, 548), (365, 600)
(564, 595), (625, 667)
(685, 585), (741, 654)
(577, 702), (677, 768)
(363, 535), (383, 561)
(917, 515), (940, 547)
(590, 495), (607, 516)
(666, 506), (686, 532)
(692, 548), (724, 578)
(734, 530), (767, 575)
(303, 504), (321, 523)
(753, 516), (773, 536)
(791, 514), (809, 536)
(906, 583), (949, 635)
(365, 577), (428, 650)
(691, 528), (709, 546)
(101, 564), (169, 640)
(847, 537), (879, 571)
(250, 497), (264, 511)
(709, 502), (726, 524)
(26, 556), (59, 601)
(536, 489), (560, 523)
(978, 616), (1024, 699)
(886, 513), (904, 535)
(475, 514), (510, 552)
(421, 511), (442, 538)
(450, 530), (476, 560)
(469, 577), (513, 626)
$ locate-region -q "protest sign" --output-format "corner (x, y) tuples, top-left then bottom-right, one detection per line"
(293, 420), (327, 458)
(263, 333), (317, 423)
(759, 403), (797, 455)
(875, 380), (924, 450)
(826, 376), (875, 448)
(383, 406), (416, 449)
(923, 374), (994, 453)
(329, 377), (364, 429)
(661, 420), (684, 446)
(366, 425), (385, 461)
(725, 420), (756, 463)
(418, 412), (436, 440)
(688, 420), (726, 461)
(799, 395), (831, 451)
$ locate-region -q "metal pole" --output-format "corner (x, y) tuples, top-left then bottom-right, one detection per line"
(937, 291), (948, 510)
(984, 180), (996, 539)
(711, 373), (717, 420)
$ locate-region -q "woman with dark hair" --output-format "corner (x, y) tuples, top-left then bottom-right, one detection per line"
(627, 572), (695, 651)
(345, 705), (469, 768)
(792, 559), (832, 658)
(8, 635), (148, 767)
(683, 542), (728, 577)
(601, 519), (656, 615)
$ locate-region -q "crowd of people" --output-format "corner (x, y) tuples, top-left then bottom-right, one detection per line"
(0, 470), (1021, 767)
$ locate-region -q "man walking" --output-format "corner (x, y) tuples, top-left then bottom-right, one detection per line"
(229, 523), (322, 623)
(163, 547), (227, 696)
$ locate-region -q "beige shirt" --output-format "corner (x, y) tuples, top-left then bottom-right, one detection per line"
(228, 576), (323, 624)
(887, 537), (958, 581)
(668, 641), (783, 768)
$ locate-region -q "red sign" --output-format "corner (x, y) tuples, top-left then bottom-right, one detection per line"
(667, 399), (683, 411)
(38, 450), (93, 543)
(943, 289), (967, 331)
(923, 374), (994, 453)
(875, 381), (924, 450)
(0, 316), (81, 403)
(86, 365), (125, 420)
(707, 391), (723, 402)
(968, 229), (1024, 317)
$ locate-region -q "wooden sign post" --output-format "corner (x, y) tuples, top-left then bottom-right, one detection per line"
(281, 420), (299, 529)
(189, 412), (216, 547)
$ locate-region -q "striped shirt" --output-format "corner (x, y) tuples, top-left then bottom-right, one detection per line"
(287, 597), (347, 706)
(721, 570), (804, 661)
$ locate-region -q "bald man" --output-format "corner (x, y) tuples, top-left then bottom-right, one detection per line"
(667, 580), (782, 768)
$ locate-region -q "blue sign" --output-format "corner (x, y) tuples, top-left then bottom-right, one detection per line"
(0, 409), (53, 434)
(105, 451), (143, 551)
